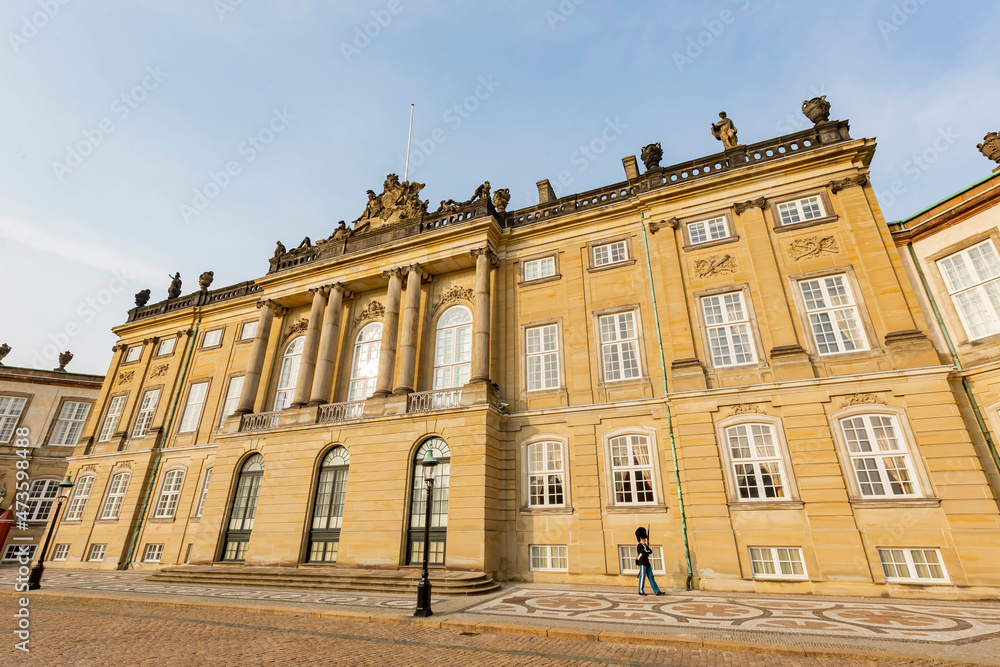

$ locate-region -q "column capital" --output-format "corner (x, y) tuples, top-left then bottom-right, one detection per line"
(381, 267), (408, 279)
(733, 197), (768, 215)
(648, 218), (679, 234)
(470, 247), (499, 267)
(256, 298), (278, 310)
(308, 285), (331, 296)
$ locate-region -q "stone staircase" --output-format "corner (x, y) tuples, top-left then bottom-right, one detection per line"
(146, 565), (501, 596)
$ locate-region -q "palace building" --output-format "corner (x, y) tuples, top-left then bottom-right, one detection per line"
(45, 100), (1000, 599)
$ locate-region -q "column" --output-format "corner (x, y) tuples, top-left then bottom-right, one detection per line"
(373, 268), (404, 397)
(235, 300), (277, 414)
(292, 286), (329, 408)
(470, 247), (497, 383)
(309, 284), (348, 406)
(393, 266), (426, 395)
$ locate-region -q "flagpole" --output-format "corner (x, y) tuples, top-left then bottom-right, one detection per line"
(404, 103), (414, 182)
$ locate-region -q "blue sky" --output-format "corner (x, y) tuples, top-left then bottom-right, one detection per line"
(2, 0), (999, 374)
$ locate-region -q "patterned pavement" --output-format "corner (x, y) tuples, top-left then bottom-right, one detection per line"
(467, 588), (1000, 645)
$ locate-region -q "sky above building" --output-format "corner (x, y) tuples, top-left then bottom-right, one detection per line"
(1, 0), (998, 374)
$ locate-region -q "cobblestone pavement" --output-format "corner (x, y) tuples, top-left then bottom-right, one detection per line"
(2, 596), (986, 666)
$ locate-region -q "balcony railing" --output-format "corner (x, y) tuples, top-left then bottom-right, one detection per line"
(239, 411), (281, 433)
(407, 389), (462, 413)
(317, 401), (365, 424)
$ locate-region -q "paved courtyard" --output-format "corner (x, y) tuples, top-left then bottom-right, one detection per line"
(2, 569), (999, 665)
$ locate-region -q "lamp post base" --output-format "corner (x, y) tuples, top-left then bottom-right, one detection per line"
(27, 562), (44, 591)
(414, 578), (433, 617)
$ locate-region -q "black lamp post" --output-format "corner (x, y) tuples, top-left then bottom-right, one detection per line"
(413, 448), (438, 617)
(28, 473), (74, 591)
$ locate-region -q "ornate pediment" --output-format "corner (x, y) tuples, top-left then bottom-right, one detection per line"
(353, 173), (429, 232)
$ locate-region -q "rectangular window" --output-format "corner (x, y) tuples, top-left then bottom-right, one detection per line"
(49, 401), (91, 446)
(26, 479), (59, 521)
(157, 338), (176, 356)
(98, 395), (127, 443)
(525, 324), (560, 391)
(0, 395), (28, 443)
(154, 470), (185, 518)
(3, 544), (37, 561)
(202, 329), (223, 348)
(101, 473), (130, 520)
(702, 292), (756, 367)
(65, 475), (95, 520)
(240, 321), (259, 340)
(777, 196), (825, 226)
(599, 311), (641, 381)
(52, 544), (70, 561)
(529, 545), (569, 571)
(219, 376), (244, 427)
(799, 274), (867, 354)
(132, 389), (161, 438)
(523, 256), (556, 282)
(592, 240), (628, 267)
(687, 216), (729, 244)
(619, 545), (665, 574)
(840, 415), (917, 497)
(195, 469), (212, 517)
(527, 441), (565, 507)
(878, 548), (948, 582)
(124, 345), (142, 363)
(937, 241), (1000, 340)
(143, 544), (164, 563)
(609, 434), (656, 504)
(726, 424), (787, 500)
(749, 547), (807, 579)
(178, 382), (209, 433)
(88, 544), (107, 562)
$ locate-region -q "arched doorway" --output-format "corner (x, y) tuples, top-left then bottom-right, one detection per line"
(222, 453), (264, 562)
(406, 438), (450, 566)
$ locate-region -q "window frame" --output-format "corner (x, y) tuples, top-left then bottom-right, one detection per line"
(25, 477), (60, 522)
(877, 547), (949, 583)
(521, 436), (572, 511)
(201, 327), (225, 349)
(519, 251), (561, 286)
(153, 469), (186, 519)
(100, 471), (131, 520)
(131, 387), (162, 439)
(307, 446), (351, 563)
(829, 405), (935, 506)
(46, 398), (93, 447)
(586, 235), (636, 272)
(3, 544), (37, 562)
(87, 544), (107, 562)
(97, 393), (128, 443)
(143, 543), (164, 563)
(602, 427), (665, 510)
(218, 374), (245, 428)
(619, 544), (666, 574)
(698, 288), (760, 369)
(935, 239), (1000, 342)
(0, 393), (30, 444)
(52, 544), (70, 561)
(748, 546), (808, 580)
(716, 414), (801, 507)
(768, 190), (836, 232)
(238, 319), (259, 342)
(194, 468), (213, 518)
(529, 544), (569, 572)
(65, 474), (96, 521)
(432, 305), (473, 391)
(593, 306), (647, 385)
(790, 269), (874, 358)
(347, 323), (382, 402)
(123, 344), (143, 364)
(685, 215), (732, 247)
(523, 321), (562, 393)
(178, 380), (211, 434)
(273, 336), (305, 411)
(155, 337), (177, 357)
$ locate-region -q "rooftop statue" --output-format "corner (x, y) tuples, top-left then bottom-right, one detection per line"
(978, 131), (1000, 165)
(354, 173), (429, 232)
(199, 271), (215, 291)
(711, 112), (740, 150)
(0, 343), (9, 366)
(167, 272), (182, 299)
(641, 142), (663, 170)
(273, 240), (286, 257)
(492, 188), (510, 214)
(472, 181), (491, 202)
(135, 289), (151, 307)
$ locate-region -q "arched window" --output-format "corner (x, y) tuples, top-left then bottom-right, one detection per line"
(273, 337), (304, 411)
(308, 447), (350, 563)
(65, 475), (95, 521)
(222, 454), (264, 562)
(433, 307), (472, 389)
(348, 323), (382, 401)
(100, 472), (131, 520)
(407, 438), (450, 566)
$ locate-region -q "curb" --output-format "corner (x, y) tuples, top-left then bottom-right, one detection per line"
(9, 590), (993, 666)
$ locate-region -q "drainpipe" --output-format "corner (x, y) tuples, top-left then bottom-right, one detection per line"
(121, 317), (201, 568)
(906, 244), (1000, 480)
(640, 213), (694, 590)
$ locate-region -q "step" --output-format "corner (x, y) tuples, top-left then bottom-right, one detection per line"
(146, 566), (501, 596)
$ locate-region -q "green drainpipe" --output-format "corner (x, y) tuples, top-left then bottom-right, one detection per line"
(640, 213), (694, 590)
(122, 317), (201, 568)
(906, 244), (1000, 478)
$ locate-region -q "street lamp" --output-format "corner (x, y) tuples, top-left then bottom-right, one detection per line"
(28, 473), (74, 591)
(413, 448), (438, 617)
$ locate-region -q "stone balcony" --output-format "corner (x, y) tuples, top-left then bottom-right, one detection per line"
(226, 383), (501, 436)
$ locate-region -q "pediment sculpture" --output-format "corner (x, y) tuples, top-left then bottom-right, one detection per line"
(353, 173), (429, 232)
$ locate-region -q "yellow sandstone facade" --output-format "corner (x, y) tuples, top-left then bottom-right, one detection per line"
(48, 105), (1000, 600)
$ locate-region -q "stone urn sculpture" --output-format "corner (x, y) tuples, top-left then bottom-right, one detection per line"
(135, 289), (151, 307)
(199, 271), (215, 291)
(978, 131), (1000, 166)
(0, 343), (10, 366)
(55, 351), (73, 371)
(802, 95), (831, 125)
